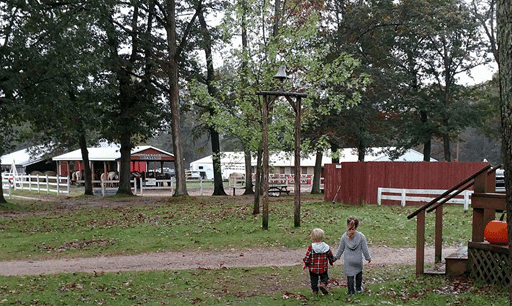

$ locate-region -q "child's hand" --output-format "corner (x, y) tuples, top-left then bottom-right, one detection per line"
(302, 264), (307, 270)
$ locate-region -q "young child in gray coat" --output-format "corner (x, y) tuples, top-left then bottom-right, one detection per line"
(335, 216), (371, 295)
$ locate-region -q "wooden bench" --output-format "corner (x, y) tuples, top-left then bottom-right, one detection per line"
(269, 185), (290, 197)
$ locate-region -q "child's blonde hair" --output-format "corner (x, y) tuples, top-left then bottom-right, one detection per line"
(311, 228), (325, 242)
(346, 216), (360, 239)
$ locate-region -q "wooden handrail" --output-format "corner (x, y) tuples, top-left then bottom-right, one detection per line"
(426, 181), (474, 213)
(409, 163), (500, 275)
(426, 165), (501, 213)
(407, 164), (492, 220)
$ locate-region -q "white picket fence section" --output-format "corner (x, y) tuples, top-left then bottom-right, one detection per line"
(1, 177), (12, 199)
(1, 173), (70, 195)
(377, 187), (473, 210)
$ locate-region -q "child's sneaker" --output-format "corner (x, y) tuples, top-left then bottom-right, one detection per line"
(319, 282), (329, 295)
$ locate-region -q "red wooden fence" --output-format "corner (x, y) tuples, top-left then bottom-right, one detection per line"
(323, 162), (493, 205)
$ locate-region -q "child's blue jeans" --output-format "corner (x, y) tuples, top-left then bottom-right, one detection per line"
(309, 271), (329, 292)
(347, 271), (363, 295)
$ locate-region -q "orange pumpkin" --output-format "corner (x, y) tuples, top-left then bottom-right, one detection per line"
(484, 220), (508, 245)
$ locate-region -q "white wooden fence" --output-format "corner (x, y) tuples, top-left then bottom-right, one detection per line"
(1, 173), (70, 195)
(377, 187), (473, 210)
(67, 176), (211, 196)
(1, 177), (12, 199)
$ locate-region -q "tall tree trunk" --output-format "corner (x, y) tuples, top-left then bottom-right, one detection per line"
(69, 90), (93, 196)
(331, 142), (339, 163)
(357, 143), (365, 161)
(497, 0), (512, 301)
(115, 67), (135, 196)
(198, 7), (226, 196)
(423, 138), (432, 162)
(273, 0), (282, 36)
(443, 132), (451, 162)
(253, 147), (262, 215)
(78, 133), (93, 195)
(420, 109), (431, 162)
(166, 0), (188, 196)
(210, 130), (226, 195)
(243, 147), (254, 195)
(0, 159), (6, 204)
(443, 60), (453, 162)
(311, 150), (323, 194)
(117, 132), (133, 195)
(241, 0), (254, 197)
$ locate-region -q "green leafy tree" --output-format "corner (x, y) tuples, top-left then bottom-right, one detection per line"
(471, 0), (498, 64)
(394, 0), (489, 161)
(212, 0), (369, 224)
(192, 1), (229, 195)
(0, 1), (27, 203)
(324, 0), (403, 160)
(151, 0), (210, 197)
(97, 0), (166, 195)
(0, 1), (104, 199)
(18, 2), (107, 195)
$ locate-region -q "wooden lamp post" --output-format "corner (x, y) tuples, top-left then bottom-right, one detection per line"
(256, 66), (307, 229)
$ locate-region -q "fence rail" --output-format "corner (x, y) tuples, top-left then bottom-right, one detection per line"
(2, 173), (70, 195)
(1, 177), (12, 199)
(377, 187), (473, 210)
(2, 173), (317, 197)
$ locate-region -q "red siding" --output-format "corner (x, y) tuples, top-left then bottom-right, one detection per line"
(130, 161), (146, 172)
(324, 162), (493, 205)
(131, 148), (174, 161)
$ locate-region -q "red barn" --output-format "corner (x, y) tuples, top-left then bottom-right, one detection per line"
(52, 145), (174, 179)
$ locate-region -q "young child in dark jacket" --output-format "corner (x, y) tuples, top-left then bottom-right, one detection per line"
(303, 228), (336, 294)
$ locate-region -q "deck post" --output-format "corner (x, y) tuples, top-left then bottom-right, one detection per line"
(416, 210), (425, 275)
(473, 170), (488, 193)
(435, 206), (443, 263)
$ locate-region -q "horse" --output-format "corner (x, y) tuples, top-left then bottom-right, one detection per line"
(71, 170), (82, 182)
(101, 171), (119, 187)
(108, 171), (119, 181)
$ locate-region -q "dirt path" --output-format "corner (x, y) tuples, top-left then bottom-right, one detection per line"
(1, 194), (460, 276)
(0, 246), (458, 276)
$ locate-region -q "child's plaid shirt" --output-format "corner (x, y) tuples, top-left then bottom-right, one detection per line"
(303, 244), (336, 274)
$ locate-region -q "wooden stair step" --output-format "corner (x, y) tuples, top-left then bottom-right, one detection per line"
(424, 262), (446, 275)
(445, 246), (468, 277)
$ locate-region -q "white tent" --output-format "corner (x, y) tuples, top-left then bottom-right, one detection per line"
(189, 148), (434, 180)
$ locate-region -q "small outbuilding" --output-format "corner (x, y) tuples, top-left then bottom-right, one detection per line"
(1, 146), (56, 175)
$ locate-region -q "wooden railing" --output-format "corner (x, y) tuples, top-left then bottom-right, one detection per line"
(406, 163), (500, 275)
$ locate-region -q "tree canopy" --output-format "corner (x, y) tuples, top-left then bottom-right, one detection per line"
(0, 0), (500, 203)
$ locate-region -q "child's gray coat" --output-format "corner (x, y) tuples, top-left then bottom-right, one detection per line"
(335, 231), (371, 276)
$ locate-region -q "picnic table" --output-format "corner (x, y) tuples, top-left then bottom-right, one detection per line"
(268, 185), (290, 197)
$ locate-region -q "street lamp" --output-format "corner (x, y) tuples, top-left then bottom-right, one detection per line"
(256, 66), (307, 229)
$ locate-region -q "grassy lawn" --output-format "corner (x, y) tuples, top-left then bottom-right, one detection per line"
(0, 191), (508, 305)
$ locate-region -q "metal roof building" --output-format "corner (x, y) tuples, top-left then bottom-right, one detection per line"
(1, 146), (55, 175)
(52, 144), (175, 178)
